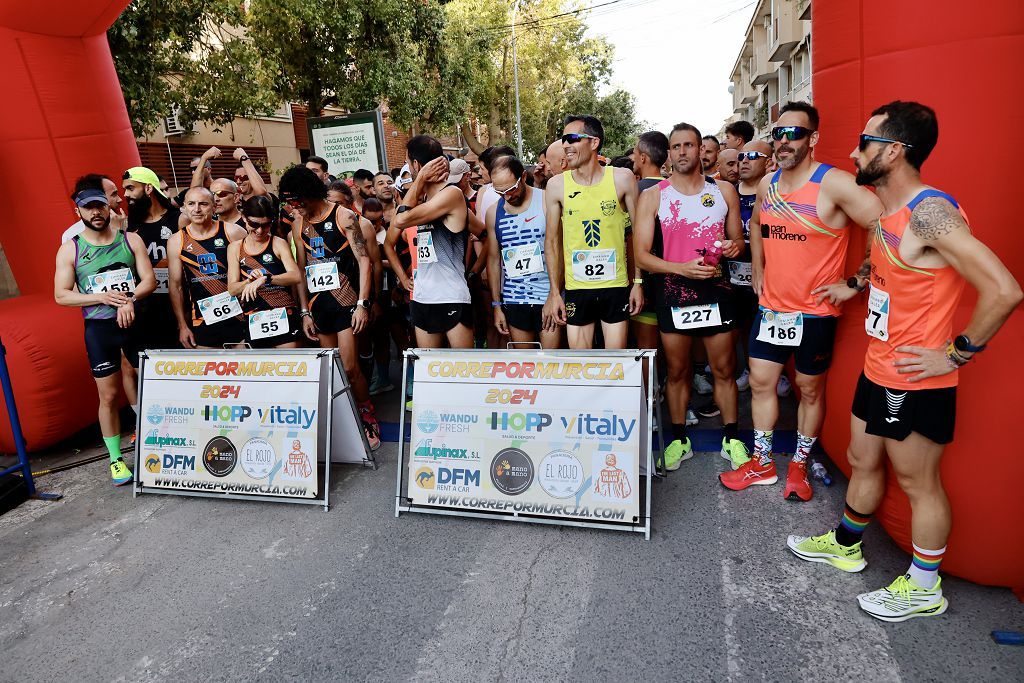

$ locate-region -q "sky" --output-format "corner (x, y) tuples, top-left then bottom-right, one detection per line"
(584, 0), (755, 137)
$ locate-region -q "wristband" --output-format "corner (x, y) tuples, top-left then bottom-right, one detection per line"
(945, 342), (969, 367)
(846, 276), (866, 292)
(300, 311), (312, 319)
(240, 155), (249, 162)
(633, 278), (643, 285)
(396, 205), (411, 215)
(491, 301), (503, 308)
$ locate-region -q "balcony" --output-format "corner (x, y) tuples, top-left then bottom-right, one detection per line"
(751, 45), (778, 85)
(798, 0), (811, 21)
(769, 1), (802, 62)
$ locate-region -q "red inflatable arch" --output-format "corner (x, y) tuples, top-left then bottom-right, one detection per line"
(0, 1), (137, 451)
(813, 1), (1024, 590)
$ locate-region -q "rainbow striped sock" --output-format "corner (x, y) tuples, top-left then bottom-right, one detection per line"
(834, 504), (871, 546)
(908, 544), (946, 589)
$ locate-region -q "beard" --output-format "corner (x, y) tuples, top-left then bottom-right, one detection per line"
(127, 193), (152, 224)
(776, 143), (808, 170)
(84, 214), (111, 231)
(855, 152), (887, 186)
(673, 157), (699, 175)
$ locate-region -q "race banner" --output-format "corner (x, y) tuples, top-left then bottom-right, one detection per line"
(406, 351), (644, 525)
(137, 351), (322, 499)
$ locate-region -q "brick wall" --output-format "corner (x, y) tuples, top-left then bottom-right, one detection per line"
(138, 143), (271, 191)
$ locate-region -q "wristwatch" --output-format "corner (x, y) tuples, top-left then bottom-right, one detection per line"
(396, 205), (411, 215)
(240, 155), (250, 162)
(846, 276), (866, 292)
(356, 299), (371, 310)
(953, 334), (986, 353)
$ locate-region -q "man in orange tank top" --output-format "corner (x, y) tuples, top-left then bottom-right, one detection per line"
(788, 101), (1021, 622)
(721, 101), (884, 500)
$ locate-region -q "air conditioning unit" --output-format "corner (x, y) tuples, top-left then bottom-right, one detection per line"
(162, 106), (197, 137)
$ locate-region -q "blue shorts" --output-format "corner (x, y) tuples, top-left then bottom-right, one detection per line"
(747, 310), (837, 376)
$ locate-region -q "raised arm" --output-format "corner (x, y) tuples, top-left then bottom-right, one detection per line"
(234, 148), (268, 197)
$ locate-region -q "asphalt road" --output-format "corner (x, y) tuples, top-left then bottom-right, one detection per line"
(1, 425), (1022, 682)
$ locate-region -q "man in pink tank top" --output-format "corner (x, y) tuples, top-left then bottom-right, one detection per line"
(788, 101), (1021, 622)
(721, 101), (883, 501)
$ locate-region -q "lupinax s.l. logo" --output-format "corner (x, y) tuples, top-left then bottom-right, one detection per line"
(582, 220), (601, 248)
(415, 466), (436, 489)
(145, 454), (162, 474)
(417, 410), (440, 434)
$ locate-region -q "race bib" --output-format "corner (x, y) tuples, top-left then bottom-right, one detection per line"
(865, 286), (890, 341)
(671, 303), (722, 330)
(198, 291), (242, 326)
(153, 267), (169, 294)
(249, 307), (289, 340)
(306, 262), (339, 293)
(571, 248), (616, 283)
(417, 232), (437, 264)
(728, 261), (752, 287)
(756, 310), (803, 346)
(88, 268), (135, 294)
(502, 242), (543, 278)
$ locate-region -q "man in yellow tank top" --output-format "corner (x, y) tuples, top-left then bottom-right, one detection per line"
(542, 115), (643, 349)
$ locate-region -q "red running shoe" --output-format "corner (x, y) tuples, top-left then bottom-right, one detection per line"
(719, 458), (778, 491)
(784, 459), (813, 501)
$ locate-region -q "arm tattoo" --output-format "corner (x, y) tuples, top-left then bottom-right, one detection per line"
(347, 214), (368, 258)
(910, 197), (962, 241)
(855, 219), (878, 279)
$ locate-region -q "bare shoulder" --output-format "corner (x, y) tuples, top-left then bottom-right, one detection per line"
(226, 239), (241, 256)
(909, 196), (966, 241)
(226, 223), (247, 242)
(612, 165), (635, 188)
(714, 178), (739, 200)
(55, 239), (75, 263)
(546, 173), (565, 197)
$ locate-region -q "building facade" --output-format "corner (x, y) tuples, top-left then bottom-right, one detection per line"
(725, 0), (812, 140)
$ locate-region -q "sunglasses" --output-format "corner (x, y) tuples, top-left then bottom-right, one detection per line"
(234, 175), (247, 181)
(494, 176), (522, 197)
(859, 133), (913, 151)
(561, 133), (595, 145)
(246, 218), (274, 230)
(213, 190), (236, 199)
(738, 151), (769, 161)
(770, 126), (815, 141)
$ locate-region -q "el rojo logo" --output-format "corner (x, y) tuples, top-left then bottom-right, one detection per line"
(204, 436), (238, 478)
(490, 447), (534, 496)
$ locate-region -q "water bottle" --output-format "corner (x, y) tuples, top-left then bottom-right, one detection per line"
(811, 460), (832, 486)
(702, 240), (724, 267)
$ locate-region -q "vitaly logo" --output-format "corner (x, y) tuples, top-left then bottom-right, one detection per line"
(701, 193), (715, 208)
(582, 220), (601, 247)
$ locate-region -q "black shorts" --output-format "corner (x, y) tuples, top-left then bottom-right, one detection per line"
(565, 286), (630, 326)
(503, 303), (544, 333)
(245, 310), (301, 348)
(193, 317), (246, 348)
(410, 301), (474, 334)
(310, 292), (359, 334)
(84, 318), (140, 378)
(747, 310), (838, 376)
(656, 298), (738, 338)
(134, 297), (179, 351)
(852, 372), (956, 444)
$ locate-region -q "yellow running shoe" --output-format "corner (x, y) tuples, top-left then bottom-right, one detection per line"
(787, 529), (867, 572)
(110, 457), (133, 487)
(663, 438), (692, 471)
(720, 437), (751, 470)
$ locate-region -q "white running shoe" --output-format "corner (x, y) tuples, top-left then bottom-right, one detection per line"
(857, 574), (947, 622)
(736, 369), (750, 392)
(693, 373), (713, 395)
(777, 374), (792, 397)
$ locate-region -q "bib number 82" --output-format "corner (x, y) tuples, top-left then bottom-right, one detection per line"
(584, 264), (604, 277)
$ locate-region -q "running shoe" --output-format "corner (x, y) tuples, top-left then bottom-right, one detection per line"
(719, 457), (777, 490)
(784, 459), (813, 501)
(720, 437), (751, 470)
(405, 399), (414, 412)
(695, 402), (720, 419)
(787, 529), (867, 573)
(693, 373), (714, 396)
(360, 407), (382, 451)
(369, 377), (394, 396)
(685, 409), (698, 426)
(110, 457), (133, 486)
(736, 369), (750, 392)
(777, 374), (792, 397)
(663, 438), (693, 470)
(857, 574), (947, 622)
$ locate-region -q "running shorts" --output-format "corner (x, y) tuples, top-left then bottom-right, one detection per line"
(564, 286), (630, 326)
(84, 318), (140, 378)
(410, 302), (474, 334)
(747, 310), (837, 376)
(851, 372), (956, 444)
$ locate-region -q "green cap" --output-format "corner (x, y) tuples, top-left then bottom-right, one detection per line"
(124, 166), (167, 198)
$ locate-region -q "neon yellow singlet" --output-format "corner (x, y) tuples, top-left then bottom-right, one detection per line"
(562, 168), (629, 290)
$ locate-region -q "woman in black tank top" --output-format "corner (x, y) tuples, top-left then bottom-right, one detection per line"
(227, 196), (303, 348)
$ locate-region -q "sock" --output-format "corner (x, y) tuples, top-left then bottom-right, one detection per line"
(359, 352), (374, 381)
(794, 432), (816, 463)
(723, 422), (739, 442)
(908, 544), (945, 588)
(753, 429), (773, 465)
(375, 361), (390, 385)
(671, 423), (687, 443)
(103, 435), (122, 464)
(130, 404), (139, 418)
(834, 504), (871, 547)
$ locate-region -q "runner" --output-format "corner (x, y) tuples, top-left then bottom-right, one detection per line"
(231, 147), (269, 201)
(385, 135), (475, 350)
(352, 169), (376, 214)
(373, 171), (398, 227)
(730, 140), (773, 391)
(227, 195), (302, 348)
(54, 181), (156, 485)
(717, 148), (740, 185)
(634, 122), (747, 469)
(173, 156), (211, 207)
(543, 139), (568, 184)
(122, 166), (184, 353)
(788, 100), (1022, 621)
(485, 155), (558, 348)
(280, 165), (381, 450)
(724, 120), (755, 150)
(542, 115), (641, 349)
(720, 101), (884, 500)
(533, 150), (549, 189)
(701, 135), (721, 177)
(61, 174), (125, 243)
(630, 131), (670, 359)
(306, 156), (331, 185)
(167, 187), (248, 350)
(210, 178), (244, 226)
(361, 198), (400, 395)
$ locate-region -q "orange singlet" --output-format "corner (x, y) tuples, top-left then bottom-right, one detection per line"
(759, 163), (851, 316)
(863, 189), (967, 390)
